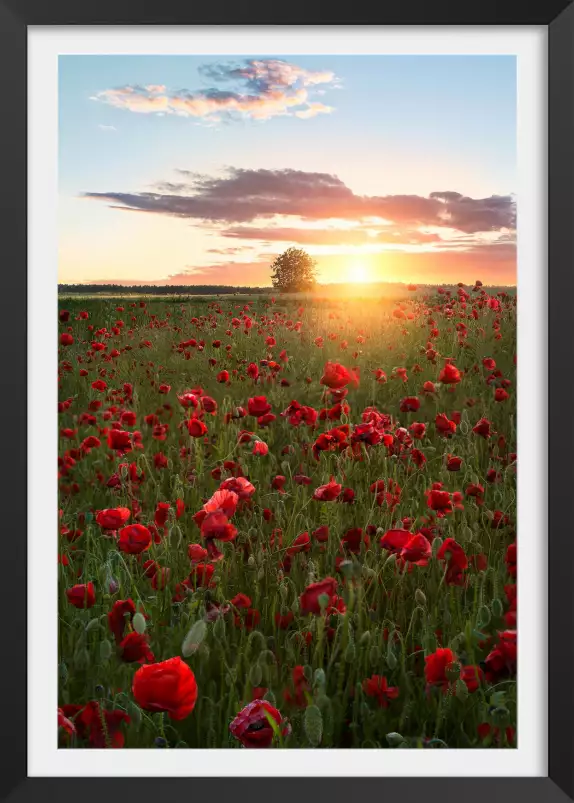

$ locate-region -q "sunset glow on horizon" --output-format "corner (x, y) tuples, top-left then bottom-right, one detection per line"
(59, 55), (516, 287)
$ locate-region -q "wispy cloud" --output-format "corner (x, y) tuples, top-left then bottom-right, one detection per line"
(98, 124), (117, 131)
(92, 59), (336, 123)
(84, 167), (516, 235)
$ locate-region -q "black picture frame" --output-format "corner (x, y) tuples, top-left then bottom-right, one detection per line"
(1, 1), (571, 801)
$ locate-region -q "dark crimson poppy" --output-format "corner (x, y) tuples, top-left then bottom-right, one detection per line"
(229, 700), (289, 748)
(118, 524), (152, 555)
(473, 417), (493, 438)
(505, 542), (517, 578)
(446, 455), (463, 471)
(460, 665), (483, 693)
(118, 632), (155, 664)
(60, 702), (129, 748)
(108, 598), (136, 644)
(399, 396), (420, 412)
(436, 537), (468, 585)
(484, 630), (517, 681)
(132, 656), (198, 720)
(66, 582), (96, 609)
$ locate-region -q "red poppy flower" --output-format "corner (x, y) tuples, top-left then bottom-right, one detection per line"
(118, 524), (152, 555)
(438, 363), (461, 384)
(66, 581), (95, 609)
(425, 647), (457, 687)
(313, 478), (342, 501)
(399, 396), (420, 412)
(299, 577), (338, 615)
(118, 632), (155, 664)
(248, 396), (272, 417)
(400, 533), (431, 565)
(320, 361), (358, 390)
(229, 700), (289, 748)
(96, 507), (130, 530)
(132, 657), (198, 720)
(186, 418), (208, 438)
(60, 701), (129, 748)
(362, 675), (400, 707)
(108, 598), (136, 643)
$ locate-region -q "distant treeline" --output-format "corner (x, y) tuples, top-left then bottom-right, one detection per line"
(58, 284), (271, 295)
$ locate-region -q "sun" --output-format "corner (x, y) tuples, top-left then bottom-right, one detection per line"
(348, 261), (370, 283)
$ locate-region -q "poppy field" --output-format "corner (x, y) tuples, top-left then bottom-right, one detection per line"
(57, 285), (517, 750)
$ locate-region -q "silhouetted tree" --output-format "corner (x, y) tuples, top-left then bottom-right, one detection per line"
(270, 248), (317, 293)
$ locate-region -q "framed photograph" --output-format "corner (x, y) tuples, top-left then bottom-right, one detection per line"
(2, 1), (572, 802)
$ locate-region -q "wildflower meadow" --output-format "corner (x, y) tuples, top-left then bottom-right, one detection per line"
(57, 284), (517, 750)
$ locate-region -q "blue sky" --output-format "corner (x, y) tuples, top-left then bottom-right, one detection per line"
(58, 55), (516, 285)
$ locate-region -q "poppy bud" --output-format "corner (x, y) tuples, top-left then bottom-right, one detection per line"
(99, 639), (112, 662)
(386, 732), (406, 747)
(360, 631), (371, 646)
(182, 619), (206, 657)
(304, 705), (323, 747)
(415, 588), (427, 607)
(491, 598), (503, 617)
(345, 643), (356, 663)
(432, 537), (444, 559)
(127, 701), (142, 729)
(59, 662), (68, 685)
(477, 605), (491, 628)
(132, 612), (146, 635)
(249, 663), (263, 687)
(386, 648), (398, 671)
(455, 678), (469, 700)
(264, 690), (277, 706)
(313, 668), (326, 688)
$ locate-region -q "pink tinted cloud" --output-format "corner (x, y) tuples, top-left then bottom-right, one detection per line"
(93, 59), (336, 122)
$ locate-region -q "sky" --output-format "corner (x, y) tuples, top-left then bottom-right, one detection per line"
(58, 55), (516, 286)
